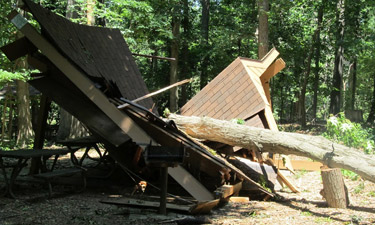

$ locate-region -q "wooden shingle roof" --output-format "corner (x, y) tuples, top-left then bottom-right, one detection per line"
(24, 0), (154, 109)
(181, 48), (285, 130)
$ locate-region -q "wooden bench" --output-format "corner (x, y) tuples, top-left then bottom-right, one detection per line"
(33, 167), (86, 197)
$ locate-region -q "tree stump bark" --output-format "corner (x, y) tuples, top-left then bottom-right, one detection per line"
(321, 168), (349, 208)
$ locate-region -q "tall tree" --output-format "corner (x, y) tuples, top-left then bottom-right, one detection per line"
(312, 2), (324, 120)
(169, 3), (180, 112)
(258, 0), (269, 59)
(367, 74), (375, 124)
(179, 0), (191, 106)
(200, 0), (209, 89)
(329, 0), (345, 115)
(15, 1), (34, 147)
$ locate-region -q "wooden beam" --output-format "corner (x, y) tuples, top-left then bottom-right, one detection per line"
(30, 94), (51, 174)
(169, 166), (214, 201)
(27, 54), (48, 72)
(9, 11), (216, 201)
(214, 182), (242, 199)
(118, 79), (192, 109)
(274, 159), (323, 171)
(132, 53), (176, 62)
(259, 48), (280, 70)
(0, 36), (37, 61)
(261, 58), (286, 82)
(276, 170), (300, 193)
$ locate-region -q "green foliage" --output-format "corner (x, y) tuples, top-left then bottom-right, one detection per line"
(324, 113), (374, 154)
(354, 182), (365, 194)
(0, 69), (28, 83)
(341, 169), (359, 181)
(231, 118), (245, 125)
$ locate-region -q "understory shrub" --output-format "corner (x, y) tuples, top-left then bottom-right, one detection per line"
(324, 112), (374, 154)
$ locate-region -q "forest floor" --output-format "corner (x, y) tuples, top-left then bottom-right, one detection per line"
(1, 150), (375, 225)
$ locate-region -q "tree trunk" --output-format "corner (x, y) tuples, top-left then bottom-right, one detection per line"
(321, 168), (349, 208)
(16, 80), (34, 147)
(367, 73), (375, 124)
(200, 0), (209, 89)
(312, 2), (324, 120)
(330, 0), (345, 115)
(87, 0), (95, 26)
(300, 30), (318, 128)
(169, 9), (180, 113)
(180, 0), (190, 106)
(258, 0), (269, 59)
(346, 61), (357, 110)
(168, 114), (375, 183)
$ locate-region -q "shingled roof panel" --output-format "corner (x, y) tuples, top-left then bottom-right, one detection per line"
(24, 0), (154, 110)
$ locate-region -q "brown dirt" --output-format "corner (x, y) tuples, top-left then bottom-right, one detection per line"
(1, 152), (375, 225)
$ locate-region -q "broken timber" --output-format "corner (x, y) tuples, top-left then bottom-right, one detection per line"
(168, 114), (375, 183)
(2, 0), (273, 201)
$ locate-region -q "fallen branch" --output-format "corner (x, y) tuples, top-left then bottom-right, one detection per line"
(168, 114), (375, 183)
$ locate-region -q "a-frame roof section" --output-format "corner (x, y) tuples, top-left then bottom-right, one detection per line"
(23, 0), (154, 110)
(181, 48), (280, 126)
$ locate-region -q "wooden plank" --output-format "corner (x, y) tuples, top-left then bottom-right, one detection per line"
(274, 159), (323, 171)
(0, 36), (37, 61)
(277, 170), (300, 193)
(118, 79), (192, 109)
(100, 197), (194, 213)
(264, 106), (278, 131)
(169, 166), (214, 201)
(259, 47), (280, 70)
(214, 182), (242, 199)
(190, 199), (220, 214)
(228, 197), (250, 203)
(260, 58), (286, 82)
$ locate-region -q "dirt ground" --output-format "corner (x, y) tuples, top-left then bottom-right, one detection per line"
(1, 153), (375, 225)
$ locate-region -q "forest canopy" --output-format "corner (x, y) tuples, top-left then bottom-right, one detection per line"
(0, 0), (374, 147)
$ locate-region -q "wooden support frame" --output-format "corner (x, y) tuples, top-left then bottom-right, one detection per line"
(8, 11), (214, 201)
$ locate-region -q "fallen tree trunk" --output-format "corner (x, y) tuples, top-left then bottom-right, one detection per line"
(168, 114), (375, 183)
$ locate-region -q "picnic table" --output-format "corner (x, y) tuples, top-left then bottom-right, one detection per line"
(0, 148), (71, 198)
(56, 136), (107, 167)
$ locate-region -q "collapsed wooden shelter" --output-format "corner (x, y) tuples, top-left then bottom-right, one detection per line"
(1, 0), (273, 204)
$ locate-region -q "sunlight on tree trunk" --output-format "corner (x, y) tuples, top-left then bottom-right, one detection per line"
(169, 9), (180, 113)
(16, 80), (34, 147)
(258, 0), (269, 59)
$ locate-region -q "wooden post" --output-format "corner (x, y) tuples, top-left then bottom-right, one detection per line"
(30, 94), (51, 174)
(159, 166), (168, 215)
(321, 168), (349, 208)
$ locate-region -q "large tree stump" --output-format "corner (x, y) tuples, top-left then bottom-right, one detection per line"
(321, 168), (349, 208)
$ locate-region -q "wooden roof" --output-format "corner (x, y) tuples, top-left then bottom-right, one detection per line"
(23, 0), (154, 109)
(1, 0), (273, 200)
(181, 48), (285, 130)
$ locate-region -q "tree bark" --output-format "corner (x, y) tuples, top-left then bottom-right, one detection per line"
(16, 80), (34, 147)
(169, 8), (180, 113)
(330, 0), (345, 115)
(200, 0), (209, 89)
(321, 168), (349, 208)
(312, 2), (324, 120)
(367, 73), (375, 124)
(168, 114), (375, 183)
(258, 0), (269, 59)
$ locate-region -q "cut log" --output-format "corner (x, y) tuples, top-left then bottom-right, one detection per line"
(321, 168), (349, 208)
(168, 114), (375, 183)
